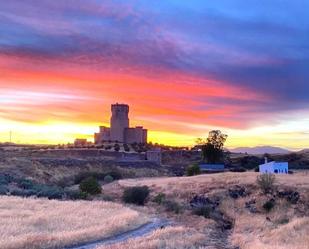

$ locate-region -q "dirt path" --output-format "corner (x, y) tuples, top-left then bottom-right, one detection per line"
(66, 218), (171, 249)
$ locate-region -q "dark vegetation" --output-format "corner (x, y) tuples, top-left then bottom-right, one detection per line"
(153, 192), (166, 205)
(263, 199), (275, 212)
(257, 174), (276, 194)
(122, 186), (150, 205)
(195, 130), (228, 164)
(186, 163), (201, 176)
(0, 174), (65, 199)
(104, 175), (114, 183)
(164, 200), (182, 214)
(79, 177), (102, 195)
(74, 171), (122, 184)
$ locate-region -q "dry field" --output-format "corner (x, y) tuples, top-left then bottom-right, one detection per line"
(0, 196), (148, 249)
(98, 226), (206, 249)
(112, 172), (309, 249)
(117, 171), (309, 199)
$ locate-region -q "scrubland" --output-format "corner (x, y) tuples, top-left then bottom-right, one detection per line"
(0, 196), (148, 249)
(114, 171), (309, 249)
(118, 172), (309, 198)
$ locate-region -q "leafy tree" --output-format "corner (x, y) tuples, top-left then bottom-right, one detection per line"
(196, 130), (228, 163)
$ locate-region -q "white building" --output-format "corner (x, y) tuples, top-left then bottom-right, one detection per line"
(259, 158), (288, 174)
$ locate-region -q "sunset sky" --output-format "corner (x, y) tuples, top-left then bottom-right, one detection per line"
(0, 0), (309, 149)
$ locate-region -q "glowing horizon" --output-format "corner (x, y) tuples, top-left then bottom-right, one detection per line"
(0, 1), (308, 149)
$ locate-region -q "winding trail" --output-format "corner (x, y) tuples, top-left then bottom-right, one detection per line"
(66, 218), (171, 249)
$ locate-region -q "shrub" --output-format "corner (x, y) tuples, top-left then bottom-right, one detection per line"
(108, 171), (122, 180)
(0, 185), (8, 195)
(230, 167), (246, 172)
(187, 164), (201, 176)
(74, 172), (105, 184)
(74, 171), (122, 184)
(0, 174), (13, 185)
(79, 177), (102, 195)
(257, 174), (276, 194)
(277, 217), (289, 225)
(153, 193), (166, 205)
(104, 175), (114, 183)
(263, 200), (275, 212)
(114, 144), (120, 152)
(35, 185), (64, 199)
(193, 206), (212, 218)
(18, 179), (34, 189)
(254, 167), (259, 172)
(102, 195), (114, 202)
(64, 189), (88, 200)
(122, 186), (150, 205)
(164, 200), (181, 214)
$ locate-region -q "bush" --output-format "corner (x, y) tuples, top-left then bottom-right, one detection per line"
(263, 200), (275, 212)
(104, 175), (114, 183)
(257, 174), (276, 194)
(230, 167), (246, 172)
(102, 195), (114, 202)
(122, 186), (150, 205)
(187, 164), (201, 176)
(34, 185), (64, 199)
(64, 189), (88, 200)
(193, 206), (212, 218)
(74, 172), (105, 184)
(108, 171), (122, 180)
(0, 174), (13, 185)
(0, 185), (8, 195)
(74, 171), (122, 184)
(164, 200), (181, 214)
(18, 179), (34, 189)
(79, 177), (102, 195)
(114, 144), (120, 152)
(153, 193), (166, 205)
(254, 167), (259, 172)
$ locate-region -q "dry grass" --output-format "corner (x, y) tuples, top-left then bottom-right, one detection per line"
(116, 172), (309, 249)
(117, 171), (309, 200)
(232, 212), (309, 249)
(0, 196), (149, 249)
(97, 226), (206, 249)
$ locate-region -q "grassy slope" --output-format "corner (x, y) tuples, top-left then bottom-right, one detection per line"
(0, 196), (148, 249)
(112, 172), (309, 249)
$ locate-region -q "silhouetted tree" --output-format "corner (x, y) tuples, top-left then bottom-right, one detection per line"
(196, 130), (228, 163)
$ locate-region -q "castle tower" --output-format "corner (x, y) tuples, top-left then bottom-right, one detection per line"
(110, 103), (129, 142)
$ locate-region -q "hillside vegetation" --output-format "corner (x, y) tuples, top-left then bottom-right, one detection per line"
(0, 196), (148, 249)
(109, 172), (309, 249)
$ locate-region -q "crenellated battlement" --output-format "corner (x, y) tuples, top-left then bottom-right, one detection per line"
(111, 103), (129, 114)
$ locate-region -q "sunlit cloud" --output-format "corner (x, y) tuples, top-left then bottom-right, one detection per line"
(0, 0), (308, 149)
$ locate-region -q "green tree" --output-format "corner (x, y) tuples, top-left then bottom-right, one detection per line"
(196, 130), (228, 163)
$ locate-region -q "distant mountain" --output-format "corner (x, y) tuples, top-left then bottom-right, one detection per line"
(229, 146), (291, 155)
(298, 148), (309, 154)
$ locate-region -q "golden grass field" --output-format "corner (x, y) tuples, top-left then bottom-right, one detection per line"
(0, 196), (148, 249)
(98, 226), (206, 249)
(117, 171), (309, 197)
(114, 171), (309, 249)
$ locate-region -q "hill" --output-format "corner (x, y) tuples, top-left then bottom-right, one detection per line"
(230, 146), (291, 155)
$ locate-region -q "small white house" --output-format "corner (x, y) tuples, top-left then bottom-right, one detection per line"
(259, 157), (288, 174)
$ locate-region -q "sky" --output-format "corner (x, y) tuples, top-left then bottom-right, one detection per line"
(0, 0), (309, 149)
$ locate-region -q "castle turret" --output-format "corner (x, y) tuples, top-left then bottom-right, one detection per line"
(110, 103), (129, 142)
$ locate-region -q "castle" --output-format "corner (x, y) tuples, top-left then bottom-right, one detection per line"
(94, 103), (147, 144)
